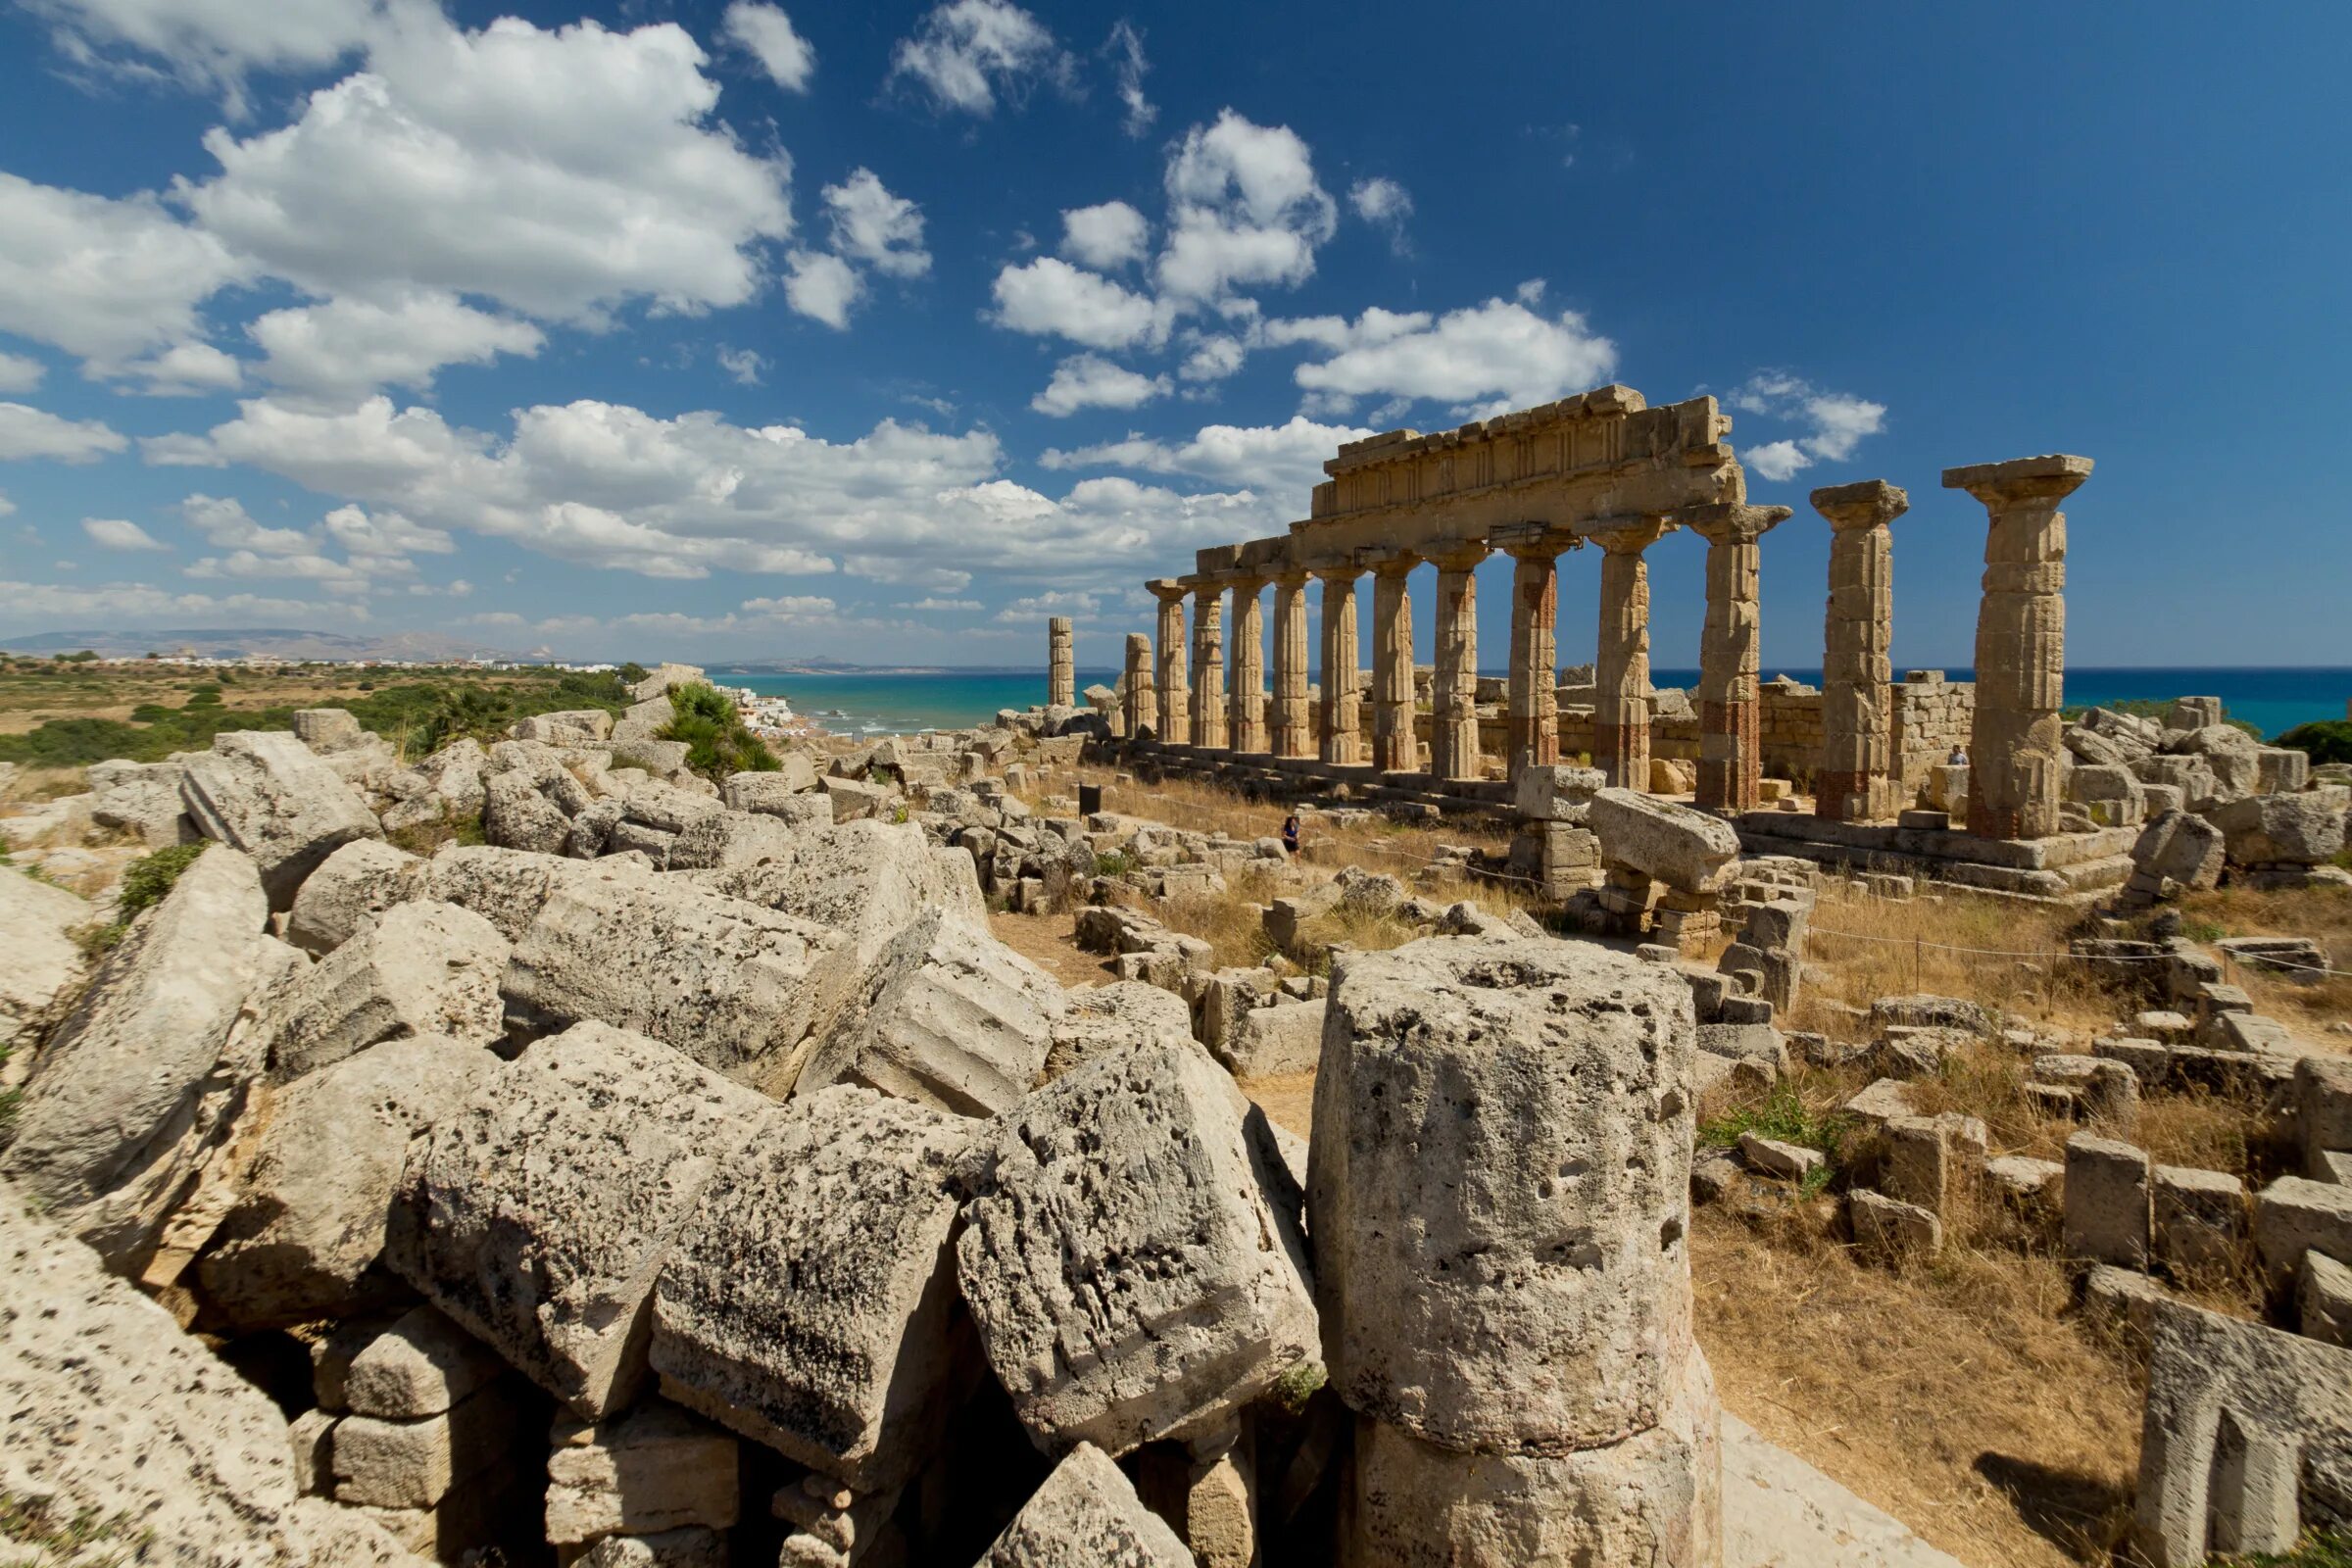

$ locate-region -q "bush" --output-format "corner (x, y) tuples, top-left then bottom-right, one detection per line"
(618, 662), (649, 686)
(1698, 1087), (1853, 1196)
(2277, 719), (2352, 766)
(658, 681), (778, 781)
(117, 841), (209, 921)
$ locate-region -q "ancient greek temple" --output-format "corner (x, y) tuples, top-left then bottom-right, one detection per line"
(1114, 381), (2091, 846)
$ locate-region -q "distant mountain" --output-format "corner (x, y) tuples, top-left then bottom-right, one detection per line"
(0, 627), (522, 662)
(717, 659), (1041, 675)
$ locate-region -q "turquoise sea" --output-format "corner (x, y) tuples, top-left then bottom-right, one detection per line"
(712, 666), (2352, 741)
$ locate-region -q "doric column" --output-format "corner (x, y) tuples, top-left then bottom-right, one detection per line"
(1495, 525), (1577, 781)
(1592, 518), (1673, 790)
(1688, 503), (1790, 814)
(1315, 568), (1362, 765)
(1366, 551), (1419, 774)
(1191, 581), (1227, 750)
(1810, 480), (1909, 823)
(1121, 632), (1152, 739)
(1227, 577), (1267, 753)
(1428, 544), (1486, 782)
(1945, 455), (2092, 840)
(1148, 579), (1190, 746)
(1271, 571), (1313, 759)
(1047, 616), (1075, 708)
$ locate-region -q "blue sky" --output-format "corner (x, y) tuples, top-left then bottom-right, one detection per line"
(2, 0), (2346, 667)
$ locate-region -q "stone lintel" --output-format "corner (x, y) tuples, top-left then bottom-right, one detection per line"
(1683, 502), (1791, 544)
(1808, 479), (1911, 529)
(1194, 544), (1245, 577)
(1941, 454), (2093, 504)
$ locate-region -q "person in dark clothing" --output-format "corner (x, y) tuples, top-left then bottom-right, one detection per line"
(1281, 813), (1301, 856)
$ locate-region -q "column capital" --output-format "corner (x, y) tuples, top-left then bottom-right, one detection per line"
(1354, 544), (1418, 575)
(1424, 541), (1489, 572)
(1270, 566), (1311, 590)
(1310, 563), (1358, 585)
(1684, 502), (1792, 546)
(1492, 519), (1586, 560)
(1941, 454), (2092, 511)
(1146, 577), (1189, 604)
(1587, 514), (1676, 555)
(1809, 479), (1909, 531)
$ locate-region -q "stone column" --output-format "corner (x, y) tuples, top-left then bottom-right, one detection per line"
(1122, 632), (1153, 739)
(1593, 519), (1672, 790)
(1946, 454), (2092, 840)
(1271, 571), (1313, 759)
(1047, 616), (1075, 708)
(1191, 582), (1228, 751)
(1810, 480), (1910, 823)
(1500, 535), (1573, 780)
(1227, 577), (1267, 754)
(1148, 580), (1190, 746)
(1368, 552), (1419, 774)
(1688, 503), (1790, 814)
(1428, 546), (1486, 781)
(1315, 569), (1362, 766)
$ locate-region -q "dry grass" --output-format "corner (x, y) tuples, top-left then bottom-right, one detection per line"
(2177, 880), (2352, 1037)
(0, 765), (88, 805)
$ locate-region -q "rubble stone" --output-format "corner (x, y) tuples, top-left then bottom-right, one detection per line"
(976, 1442), (1194, 1567)
(0, 859), (90, 1050)
(180, 730), (384, 908)
(2064, 1134), (2152, 1269)
(545, 1399), (742, 1544)
(2253, 1175), (2352, 1292)
(264, 901), (509, 1081)
(286, 838), (428, 956)
(1587, 788), (1740, 892)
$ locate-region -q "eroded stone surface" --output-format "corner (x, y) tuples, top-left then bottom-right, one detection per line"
(712, 819), (987, 980)
(287, 839), (428, 956)
(1588, 789), (1740, 893)
(264, 901), (509, 1082)
(180, 730), (383, 909)
(0, 862), (89, 1050)
(976, 1442), (1195, 1567)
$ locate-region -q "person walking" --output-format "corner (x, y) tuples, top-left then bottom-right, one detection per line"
(1281, 813), (1302, 857)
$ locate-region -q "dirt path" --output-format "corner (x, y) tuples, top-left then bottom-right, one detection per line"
(986, 908), (1114, 990)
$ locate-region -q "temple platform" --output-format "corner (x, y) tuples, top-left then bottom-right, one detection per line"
(1734, 809), (2135, 900)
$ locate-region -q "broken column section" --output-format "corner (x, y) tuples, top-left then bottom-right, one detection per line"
(1047, 617), (1075, 709)
(1309, 937), (1720, 1567)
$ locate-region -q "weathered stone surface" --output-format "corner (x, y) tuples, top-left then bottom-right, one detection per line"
(2293, 1054), (2352, 1179)
(264, 901), (509, 1081)
(1344, 1354), (1719, 1568)
(2302, 1250), (2352, 1347)
(386, 1022), (770, 1418)
(1042, 981), (1196, 1082)
(0, 862), (89, 1049)
(652, 1084), (971, 1489)
(977, 1442), (1195, 1568)
(2254, 1175), (2352, 1292)
(714, 819), (986, 980)
(2132, 1298), (2352, 1566)
(0, 1183), (426, 1568)
(577, 1527), (726, 1568)
(180, 730), (383, 908)
(1514, 763), (1605, 823)
(2152, 1164), (2246, 1280)
(545, 1399), (741, 1545)
(957, 1035), (1317, 1456)
(1587, 788), (1740, 892)
(1738, 1132), (1821, 1182)
(342, 1305), (506, 1418)
(198, 1035), (499, 1330)
(725, 757), (820, 807)
(86, 757), (199, 848)
(421, 844), (655, 944)
(503, 876), (852, 1093)
(1848, 1189), (1943, 1263)
(2065, 1134), (2151, 1269)
(1311, 937), (1696, 1455)
(483, 768), (575, 855)
(1, 847), (272, 1272)
(333, 1385), (520, 1508)
(377, 739), (487, 835)
(510, 709), (614, 745)
(285, 838), (428, 956)
(666, 806), (808, 870)
(2210, 792), (2347, 866)
(2130, 810), (2226, 892)
(1719, 1412), (1965, 1568)
(1216, 998), (1326, 1078)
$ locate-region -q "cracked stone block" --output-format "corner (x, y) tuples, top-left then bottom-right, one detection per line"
(976, 1443), (1195, 1567)
(285, 838), (427, 956)
(180, 730), (384, 909)
(2065, 1134), (2151, 1269)
(262, 901), (510, 1082)
(545, 1399), (742, 1545)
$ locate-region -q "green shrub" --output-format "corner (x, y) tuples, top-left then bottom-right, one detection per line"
(2217, 1529), (2352, 1567)
(2277, 719), (2352, 766)
(618, 662), (649, 686)
(658, 681), (778, 781)
(117, 841), (209, 921)
(1698, 1088), (1852, 1195)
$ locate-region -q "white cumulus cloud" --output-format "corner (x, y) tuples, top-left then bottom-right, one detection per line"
(0, 353), (46, 394)
(0, 173), (246, 372)
(248, 291), (543, 400)
(721, 1), (814, 91)
(783, 250), (862, 329)
(1291, 294), (1617, 416)
(82, 516), (170, 551)
(1156, 111), (1337, 301)
(1729, 371), (1888, 479)
(0, 402), (130, 463)
(23, 0), (383, 114)
(1060, 201), (1150, 270)
(887, 0), (1073, 117)
(1030, 354), (1171, 416)
(822, 169), (930, 279)
(989, 257), (1168, 350)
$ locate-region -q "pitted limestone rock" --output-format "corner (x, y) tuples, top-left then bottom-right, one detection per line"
(421, 844), (659, 944)
(198, 1035), (501, 1331)
(1308, 936), (1699, 1455)
(0, 860), (89, 1050)
(956, 1035), (1318, 1457)
(0, 847), (271, 1272)
(287, 838), (429, 956)
(1587, 789), (1740, 893)
(86, 757), (199, 848)
(651, 1084), (973, 1490)
(796, 906), (1063, 1116)
(976, 1442), (1196, 1568)
(179, 729), (383, 909)
(2209, 792), (2347, 867)
(545, 1399), (742, 1545)
(712, 818), (987, 979)
(502, 876), (854, 1092)
(1042, 981), (1197, 1082)
(386, 1021), (771, 1418)
(263, 901), (510, 1082)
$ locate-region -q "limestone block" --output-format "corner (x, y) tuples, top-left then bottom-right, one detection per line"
(289, 1406), (336, 1495)
(0, 847), (271, 1272)
(578, 1528), (726, 1568)
(2153, 1165), (2247, 1280)
(2064, 1134), (2151, 1269)
(198, 1035), (499, 1330)
(714, 819), (988, 983)
(2210, 792), (2346, 866)
(1986, 1154), (2065, 1214)
(545, 1399), (741, 1545)
(1848, 1190), (1943, 1263)
(1217, 998), (1326, 1078)
(1868, 994), (1992, 1034)
(651, 1085), (971, 1490)
(1738, 1132), (1821, 1182)
(1043, 981), (1196, 1082)
(333, 1385), (520, 1508)
(1343, 1354), (1720, 1568)
(503, 876), (853, 1092)
(2254, 1175), (2352, 1292)
(86, 757), (199, 848)
(667, 806), (810, 871)
(2031, 1053), (2141, 1125)
(2130, 809), (2226, 892)
(0, 858), (90, 1050)
(2132, 1298), (2352, 1566)
(2293, 1055), (2352, 1178)
(824, 776), (898, 821)
(285, 838), (428, 956)
(726, 757), (820, 807)
(1587, 788), (1740, 893)
(484, 768), (575, 854)
(2301, 1250), (2352, 1347)
(510, 709), (614, 745)
(1309, 937), (1696, 1454)
(796, 906), (1061, 1116)
(423, 843), (656, 943)
(1514, 763), (1605, 822)
(264, 901), (510, 1081)
(344, 1305), (507, 1419)
(956, 1034), (1318, 1456)
(180, 730), (384, 909)
(386, 1022), (771, 1417)
(977, 1442), (1195, 1567)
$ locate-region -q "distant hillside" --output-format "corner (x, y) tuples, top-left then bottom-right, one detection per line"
(0, 627), (522, 662)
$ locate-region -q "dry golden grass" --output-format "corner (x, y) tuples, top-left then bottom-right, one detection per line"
(2177, 880), (2352, 1036)
(0, 765), (88, 805)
